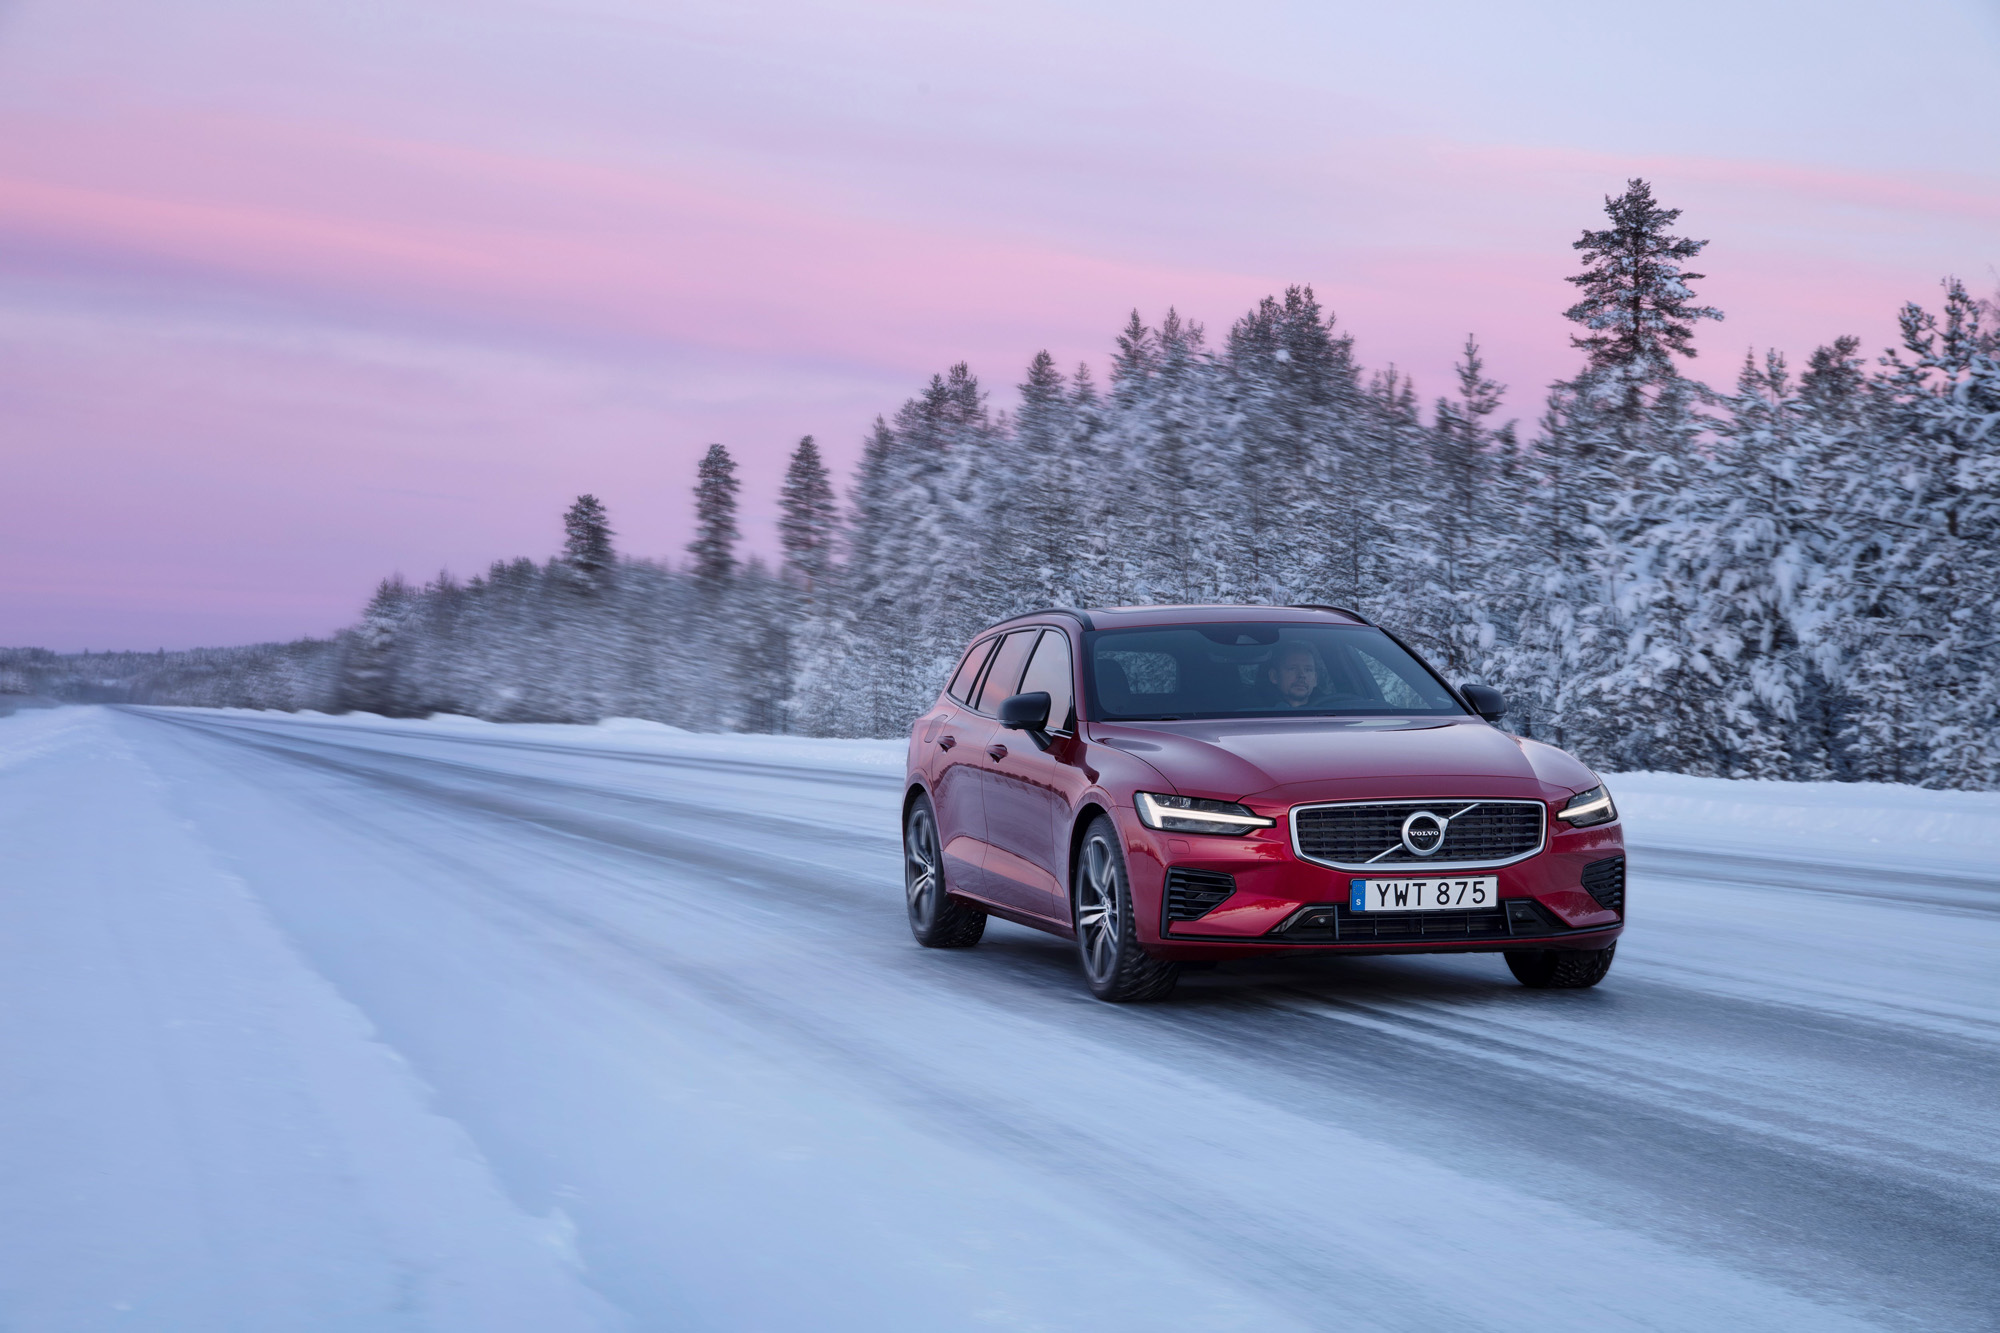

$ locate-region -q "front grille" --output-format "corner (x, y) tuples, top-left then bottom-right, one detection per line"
(1165, 867), (1236, 922)
(1270, 896), (1565, 943)
(1292, 800), (1545, 869)
(1581, 856), (1625, 915)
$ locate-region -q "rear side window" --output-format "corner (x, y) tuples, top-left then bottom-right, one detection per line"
(1017, 630), (1075, 731)
(947, 638), (996, 704)
(973, 630), (1039, 714)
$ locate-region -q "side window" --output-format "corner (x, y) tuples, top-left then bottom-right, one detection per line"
(1017, 630), (1075, 731)
(973, 630), (1039, 714)
(946, 638), (996, 705)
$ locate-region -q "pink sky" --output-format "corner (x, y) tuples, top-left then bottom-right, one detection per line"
(4, 0), (1998, 650)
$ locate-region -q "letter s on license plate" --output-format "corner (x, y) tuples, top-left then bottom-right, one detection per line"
(1350, 876), (1498, 912)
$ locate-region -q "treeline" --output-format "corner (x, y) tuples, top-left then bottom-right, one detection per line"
(24, 181), (1997, 788)
(0, 641), (342, 710)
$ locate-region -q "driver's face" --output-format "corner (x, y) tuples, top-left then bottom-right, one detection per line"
(1270, 650), (1317, 706)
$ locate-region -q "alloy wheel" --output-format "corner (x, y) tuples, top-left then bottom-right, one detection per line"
(1077, 831), (1122, 982)
(906, 804), (941, 929)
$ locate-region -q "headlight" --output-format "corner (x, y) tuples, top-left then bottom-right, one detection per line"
(1134, 791), (1275, 836)
(1558, 784), (1617, 827)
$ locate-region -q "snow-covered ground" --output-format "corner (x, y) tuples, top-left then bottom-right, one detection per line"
(2, 706), (1995, 1332)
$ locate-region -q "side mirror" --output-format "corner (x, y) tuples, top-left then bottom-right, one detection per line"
(1460, 683), (1507, 724)
(998, 691), (1054, 750)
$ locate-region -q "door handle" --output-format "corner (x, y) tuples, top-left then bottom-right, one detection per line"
(987, 743), (1008, 761)
(937, 734), (956, 750)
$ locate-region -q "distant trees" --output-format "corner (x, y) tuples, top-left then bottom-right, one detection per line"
(60, 178), (1993, 789)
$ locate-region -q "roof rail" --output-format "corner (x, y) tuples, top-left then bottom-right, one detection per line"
(1289, 604), (1371, 625)
(1008, 606), (1096, 630)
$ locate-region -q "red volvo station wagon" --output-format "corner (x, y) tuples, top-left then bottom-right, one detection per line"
(902, 605), (1625, 1001)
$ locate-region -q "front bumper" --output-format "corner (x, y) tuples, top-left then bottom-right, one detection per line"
(1121, 805), (1625, 959)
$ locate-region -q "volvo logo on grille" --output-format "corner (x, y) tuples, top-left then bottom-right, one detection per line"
(1400, 810), (1448, 856)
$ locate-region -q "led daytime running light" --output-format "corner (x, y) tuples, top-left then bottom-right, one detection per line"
(1558, 785), (1617, 827)
(1135, 791), (1275, 835)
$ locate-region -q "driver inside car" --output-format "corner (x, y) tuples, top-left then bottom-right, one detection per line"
(1264, 641), (1323, 709)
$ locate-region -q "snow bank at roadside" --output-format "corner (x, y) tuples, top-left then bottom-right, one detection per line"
(187, 707), (910, 775)
(1607, 770), (2000, 878)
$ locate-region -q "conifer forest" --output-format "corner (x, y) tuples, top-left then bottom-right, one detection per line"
(13, 181), (1997, 789)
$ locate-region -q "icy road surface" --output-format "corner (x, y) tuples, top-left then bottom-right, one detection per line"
(3, 706), (1998, 1332)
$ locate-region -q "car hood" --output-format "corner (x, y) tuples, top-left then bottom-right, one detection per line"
(1090, 717), (1596, 803)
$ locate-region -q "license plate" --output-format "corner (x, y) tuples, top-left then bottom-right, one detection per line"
(1350, 876), (1498, 912)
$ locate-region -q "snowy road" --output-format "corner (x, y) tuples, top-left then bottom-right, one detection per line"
(4, 706), (1998, 1332)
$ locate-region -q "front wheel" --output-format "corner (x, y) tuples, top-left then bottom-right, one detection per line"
(905, 794), (986, 948)
(1073, 816), (1180, 1002)
(1505, 943), (1615, 989)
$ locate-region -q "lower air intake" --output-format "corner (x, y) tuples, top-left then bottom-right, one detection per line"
(1582, 856), (1625, 915)
(1164, 868), (1236, 922)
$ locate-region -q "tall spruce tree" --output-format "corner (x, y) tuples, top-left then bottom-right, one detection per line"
(1564, 178), (1724, 383)
(998, 350), (1083, 609)
(1534, 180), (1725, 766)
(1422, 337), (1511, 682)
(688, 444), (741, 590)
(777, 435), (837, 600)
(562, 494), (615, 591)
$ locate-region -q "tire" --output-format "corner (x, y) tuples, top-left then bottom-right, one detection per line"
(1506, 943), (1616, 989)
(905, 794), (986, 948)
(1073, 815), (1180, 1002)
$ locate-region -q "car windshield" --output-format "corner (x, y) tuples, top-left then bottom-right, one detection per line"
(1087, 623), (1465, 720)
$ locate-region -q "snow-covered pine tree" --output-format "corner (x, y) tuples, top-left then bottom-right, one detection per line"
(1223, 287), (1364, 607)
(791, 417), (894, 737)
(1357, 363), (1436, 623)
(734, 556), (792, 734)
(1563, 178), (1724, 385)
(336, 575), (414, 715)
(688, 445), (741, 592)
(685, 444), (742, 729)
(1536, 178), (1725, 768)
(777, 435), (837, 604)
(760, 435), (834, 734)
(1094, 310), (1165, 603)
(1738, 335), (1865, 779)
(1062, 361), (1116, 605)
(1650, 350), (1817, 777)
(916, 364), (999, 685)
(1001, 350), (1085, 609)
(1126, 309), (1229, 603)
(1852, 281), (2000, 787)
(562, 494), (615, 592)
(1420, 337), (1513, 685)
(812, 367), (995, 735)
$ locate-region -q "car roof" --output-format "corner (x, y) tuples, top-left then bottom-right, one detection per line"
(977, 604), (1371, 636)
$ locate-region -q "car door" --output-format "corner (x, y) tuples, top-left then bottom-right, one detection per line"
(980, 627), (1084, 924)
(930, 636), (999, 901)
(956, 628), (1046, 915)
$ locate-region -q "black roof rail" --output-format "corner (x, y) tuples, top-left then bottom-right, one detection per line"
(1007, 606), (1096, 630)
(1289, 604), (1371, 625)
